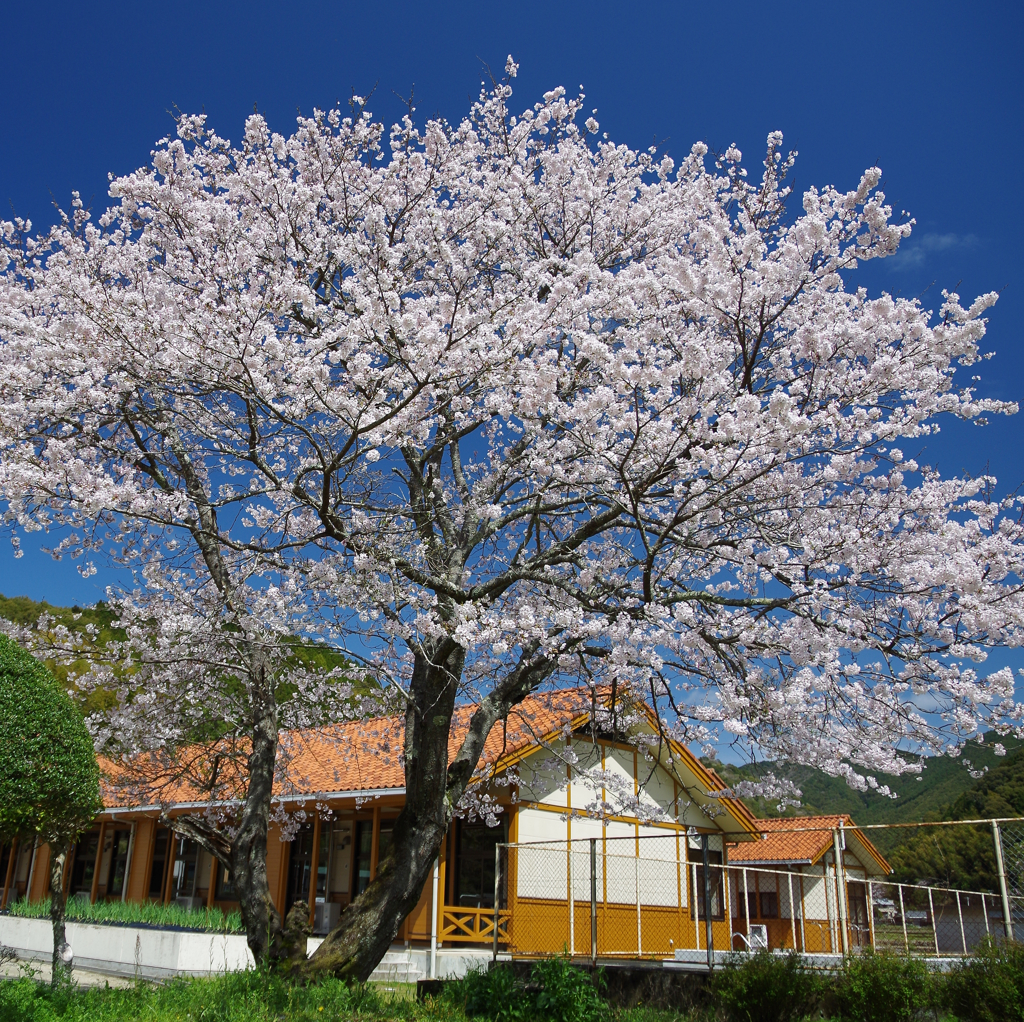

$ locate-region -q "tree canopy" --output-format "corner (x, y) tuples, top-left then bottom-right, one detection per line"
(0, 634), (101, 845)
(2, 59), (1023, 976)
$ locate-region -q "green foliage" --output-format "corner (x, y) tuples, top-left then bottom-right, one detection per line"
(450, 958), (607, 1022)
(0, 969), (399, 1022)
(7, 895), (244, 933)
(531, 956), (608, 1022)
(826, 950), (934, 1022)
(888, 747), (1024, 888)
(0, 635), (101, 845)
(0, 595), (123, 716)
(711, 949), (821, 1022)
(942, 938), (1024, 1022)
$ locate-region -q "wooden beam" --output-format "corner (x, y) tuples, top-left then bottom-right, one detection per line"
(90, 823), (106, 904)
(1, 837), (17, 910)
(436, 833), (447, 944)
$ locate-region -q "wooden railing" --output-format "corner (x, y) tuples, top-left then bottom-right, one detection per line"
(441, 905), (510, 944)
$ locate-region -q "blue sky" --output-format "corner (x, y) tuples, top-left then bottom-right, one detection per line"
(1, 0), (1021, 618)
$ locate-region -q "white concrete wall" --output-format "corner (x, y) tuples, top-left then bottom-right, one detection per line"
(0, 916), (254, 980)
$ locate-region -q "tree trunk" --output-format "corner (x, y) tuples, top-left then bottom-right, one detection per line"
(48, 840), (71, 988)
(304, 636), (555, 980)
(304, 643), (463, 981)
(164, 662), (284, 968)
(231, 661), (284, 966)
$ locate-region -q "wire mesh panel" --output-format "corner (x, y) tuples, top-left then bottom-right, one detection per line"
(496, 819), (1024, 964)
(999, 821), (1024, 899)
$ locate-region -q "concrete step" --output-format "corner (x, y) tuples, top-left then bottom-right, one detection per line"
(368, 949), (425, 985)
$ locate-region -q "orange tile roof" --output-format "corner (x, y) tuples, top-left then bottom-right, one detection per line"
(727, 815), (891, 875)
(100, 688), (619, 809)
(100, 687), (759, 837)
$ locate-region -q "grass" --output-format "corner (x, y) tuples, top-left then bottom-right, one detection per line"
(3, 944), (1022, 1022)
(0, 968), (690, 1022)
(5, 897), (244, 933)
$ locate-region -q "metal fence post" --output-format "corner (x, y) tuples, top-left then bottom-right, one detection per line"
(928, 888), (939, 956)
(897, 884), (908, 954)
(993, 820), (1014, 941)
(590, 838), (597, 965)
(702, 834), (714, 971)
(493, 844), (501, 961)
(832, 828), (850, 955)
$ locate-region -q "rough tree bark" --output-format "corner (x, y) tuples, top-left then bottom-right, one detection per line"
(161, 659), (284, 967)
(305, 640), (552, 981)
(48, 840), (71, 988)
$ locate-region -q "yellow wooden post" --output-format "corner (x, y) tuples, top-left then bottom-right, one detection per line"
(206, 853), (217, 910)
(437, 829), (448, 945)
(90, 823), (106, 904)
(1, 837), (17, 910)
(308, 811), (321, 929)
(163, 830), (177, 904)
(369, 805), (381, 881)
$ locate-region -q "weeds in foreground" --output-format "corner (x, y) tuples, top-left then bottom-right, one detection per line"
(826, 950), (934, 1022)
(942, 937), (1024, 1022)
(0, 968), (403, 1022)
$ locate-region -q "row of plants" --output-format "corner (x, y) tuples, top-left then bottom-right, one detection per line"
(4, 896), (244, 934)
(1, 943), (1022, 1022)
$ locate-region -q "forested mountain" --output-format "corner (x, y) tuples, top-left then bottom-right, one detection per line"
(706, 734), (1020, 822)
(703, 735), (1024, 889)
(885, 743), (1024, 889)
(0, 593), (122, 714)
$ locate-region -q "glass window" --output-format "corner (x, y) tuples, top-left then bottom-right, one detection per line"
(759, 891), (778, 918)
(215, 862), (236, 901)
(69, 831), (100, 895)
(455, 821), (505, 909)
(285, 824), (314, 911)
(107, 830), (131, 897)
(148, 829), (170, 899)
(692, 849), (725, 921)
(354, 821), (373, 896)
(316, 825), (330, 901)
(745, 890), (758, 919)
(170, 837), (200, 900)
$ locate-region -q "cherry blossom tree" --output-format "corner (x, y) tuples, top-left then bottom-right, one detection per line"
(2, 57), (1024, 978)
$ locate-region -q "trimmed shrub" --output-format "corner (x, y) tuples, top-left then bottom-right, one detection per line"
(0, 634), (102, 843)
(452, 957), (607, 1022)
(711, 949), (821, 1022)
(943, 937), (1024, 1022)
(827, 949), (933, 1022)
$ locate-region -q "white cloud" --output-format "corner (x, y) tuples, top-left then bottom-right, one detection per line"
(890, 232), (981, 270)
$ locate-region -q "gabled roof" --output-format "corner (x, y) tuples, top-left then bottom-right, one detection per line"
(99, 687), (758, 838)
(727, 815), (891, 876)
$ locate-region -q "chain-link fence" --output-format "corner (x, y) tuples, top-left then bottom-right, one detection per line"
(489, 819), (1024, 966)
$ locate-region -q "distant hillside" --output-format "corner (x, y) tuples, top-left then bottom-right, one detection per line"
(0, 591), (365, 714)
(886, 743), (1024, 889)
(703, 733), (1023, 855)
(0, 592), (123, 714)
